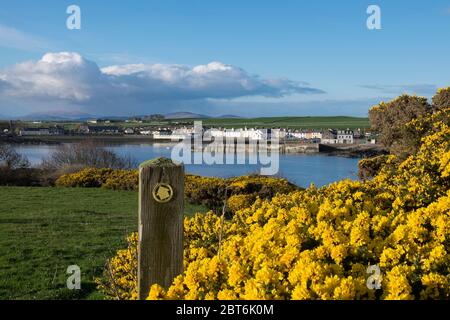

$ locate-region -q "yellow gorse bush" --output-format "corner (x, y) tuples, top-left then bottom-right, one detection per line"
(96, 233), (138, 300)
(184, 174), (298, 210)
(56, 168), (138, 190)
(97, 110), (450, 300)
(57, 168), (297, 213)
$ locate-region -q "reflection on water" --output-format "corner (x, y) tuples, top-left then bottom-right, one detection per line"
(13, 143), (360, 188)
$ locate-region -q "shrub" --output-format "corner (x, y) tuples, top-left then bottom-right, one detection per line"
(226, 194), (256, 213)
(39, 164), (87, 187)
(358, 155), (390, 181)
(57, 169), (298, 209)
(185, 175), (298, 211)
(103, 170), (140, 191)
(0, 144), (40, 186)
(369, 94), (432, 158)
(98, 108), (450, 300)
(432, 87), (450, 112)
(228, 175), (297, 199)
(56, 168), (138, 190)
(95, 233), (138, 300)
(368, 88), (450, 159)
(0, 144), (30, 169)
(184, 175), (227, 209)
(0, 167), (43, 186)
(41, 140), (137, 170)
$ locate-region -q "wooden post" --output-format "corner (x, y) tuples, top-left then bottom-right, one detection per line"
(138, 157), (184, 300)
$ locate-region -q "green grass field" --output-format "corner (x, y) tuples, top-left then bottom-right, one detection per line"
(199, 116), (370, 129)
(0, 187), (207, 300)
(15, 116), (370, 132)
(136, 116), (370, 130)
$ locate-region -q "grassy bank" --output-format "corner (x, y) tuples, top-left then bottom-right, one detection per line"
(200, 116), (370, 129)
(0, 187), (207, 300)
(4, 116), (370, 132)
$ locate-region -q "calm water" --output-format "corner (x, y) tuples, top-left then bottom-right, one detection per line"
(13, 143), (360, 188)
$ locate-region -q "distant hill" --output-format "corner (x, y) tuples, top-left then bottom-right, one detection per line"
(19, 111), (95, 121)
(217, 114), (242, 119)
(165, 112), (211, 119)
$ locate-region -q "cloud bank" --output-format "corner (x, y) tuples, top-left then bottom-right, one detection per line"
(0, 52), (324, 115)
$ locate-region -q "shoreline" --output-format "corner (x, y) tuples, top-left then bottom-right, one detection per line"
(0, 135), (159, 145)
(1, 135), (386, 158)
(318, 143), (388, 158)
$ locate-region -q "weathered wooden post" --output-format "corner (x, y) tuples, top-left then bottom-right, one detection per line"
(138, 157), (184, 300)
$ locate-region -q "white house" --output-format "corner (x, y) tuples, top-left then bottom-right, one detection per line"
(311, 131), (322, 139)
(303, 130), (322, 140)
(270, 129), (287, 139)
(173, 127), (195, 136)
(244, 129), (265, 140)
(19, 128), (50, 136)
(321, 130), (338, 144)
(290, 131), (307, 139)
(337, 130), (354, 144)
(153, 129), (190, 140)
(209, 128), (240, 139)
(207, 128), (266, 141)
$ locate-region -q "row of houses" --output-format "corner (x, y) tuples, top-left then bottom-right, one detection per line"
(19, 126), (65, 136)
(204, 128), (267, 141)
(17, 124), (364, 145)
(151, 127), (358, 144)
(152, 127), (284, 141)
(204, 128), (356, 144)
(79, 125), (120, 134)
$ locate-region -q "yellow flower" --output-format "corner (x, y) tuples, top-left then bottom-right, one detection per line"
(96, 104), (450, 301)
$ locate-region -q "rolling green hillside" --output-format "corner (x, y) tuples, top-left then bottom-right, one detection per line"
(8, 116), (371, 132)
(195, 116), (370, 130)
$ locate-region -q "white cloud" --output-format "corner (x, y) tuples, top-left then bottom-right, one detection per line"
(0, 52), (324, 114)
(101, 60), (322, 99)
(1, 52), (105, 101)
(0, 24), (49, 51)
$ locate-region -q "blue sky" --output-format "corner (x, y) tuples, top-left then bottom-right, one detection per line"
(0, 0), (449, 117)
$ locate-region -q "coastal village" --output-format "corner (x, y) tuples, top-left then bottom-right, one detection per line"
(1, 116), (377, 146)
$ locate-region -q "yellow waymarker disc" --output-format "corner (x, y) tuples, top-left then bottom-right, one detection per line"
(152, 183), (174, 203)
